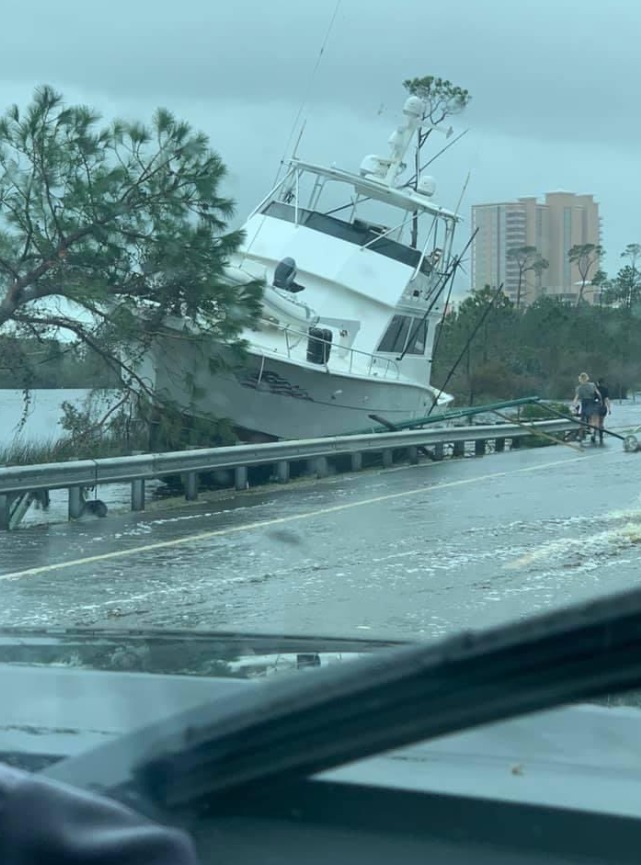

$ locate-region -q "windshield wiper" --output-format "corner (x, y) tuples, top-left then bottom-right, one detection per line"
(0, 625), (402, 655)
(0, 626), (401, 676)
(45, 584), (641, 816)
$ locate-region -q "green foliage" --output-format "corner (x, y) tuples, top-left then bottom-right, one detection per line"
(402, 75), (471, 248)
(0, 392), (149, 466)
(520, 401), (572, 420)
(506, 245), (549, 309)
(433, 283), (641, 405)
(0, 335), (118, 388)
(0, 433), (148, 467)
(600, 245), (641, 310)
(147, 399), (238, 451)
(0, 85), (263, 436)
(0, 387), (240, 468)
(568, 243), (604, 303)
(604, 265), (641, 308)
(516, 400), (573, 449)
(402, 76), (471, 127)
(622, 243), (641, 267)
(591, 268), (610, 296)
(56, 390), (148, 453)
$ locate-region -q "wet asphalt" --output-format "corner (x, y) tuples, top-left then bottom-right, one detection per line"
(1, 413), (641, 641)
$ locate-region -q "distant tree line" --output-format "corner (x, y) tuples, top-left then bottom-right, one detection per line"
(495, 241), (641, 311)
(0, 336), (119, 389)
(504, 241), (606, 309)
(433, 283), (641, 406)
(593, 244), (641, 309)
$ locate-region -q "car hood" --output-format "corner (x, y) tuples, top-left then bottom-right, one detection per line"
(3, 661), (641, 820)
(3, 625), (641, 820)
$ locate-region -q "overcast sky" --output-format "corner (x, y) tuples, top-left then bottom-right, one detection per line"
(0, 0), (637, 295)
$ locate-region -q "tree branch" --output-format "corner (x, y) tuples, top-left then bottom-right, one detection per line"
(32, 103), (66, 242)
(12, 309), (156, 400)
(0, 254), (20, 280)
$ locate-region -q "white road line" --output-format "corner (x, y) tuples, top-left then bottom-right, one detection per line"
(0, 455), (585, 581)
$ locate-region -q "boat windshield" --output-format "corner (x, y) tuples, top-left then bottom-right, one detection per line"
(256, 162), (457, 273)
(261, 200), (437, 274)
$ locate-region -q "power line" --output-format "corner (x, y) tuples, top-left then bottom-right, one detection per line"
(428, 281), (505, 414)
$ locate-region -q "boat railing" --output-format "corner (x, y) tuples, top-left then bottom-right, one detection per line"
(257, 316), (400, 380)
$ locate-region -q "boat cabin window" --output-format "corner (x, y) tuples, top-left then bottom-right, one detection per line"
(377, 316), (428, 355)
(261, 201), (434, 276)
(405, 319), (428, 355)
(377, 315), (410, 353)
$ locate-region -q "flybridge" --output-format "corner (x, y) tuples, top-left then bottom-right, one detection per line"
(279, 159), (460, 222)
(249, 94), (461, 226)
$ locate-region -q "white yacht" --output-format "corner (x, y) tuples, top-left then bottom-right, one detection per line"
(140, 96), (462, 441)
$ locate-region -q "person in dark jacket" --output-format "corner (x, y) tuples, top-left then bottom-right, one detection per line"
(0, 762), (200, 865)
(594, 379), (612, 445)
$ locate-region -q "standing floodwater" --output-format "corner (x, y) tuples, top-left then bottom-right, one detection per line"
(0, 389), (105, 448)
(1, 400), (641, 639)
(0, 389), (131, 524)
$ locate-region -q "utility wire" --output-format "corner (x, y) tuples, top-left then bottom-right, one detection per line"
(271, 0), (343, 187)
(428, 282), (505, 415)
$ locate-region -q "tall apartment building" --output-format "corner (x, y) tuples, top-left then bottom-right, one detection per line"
(471, 193), (601, 305)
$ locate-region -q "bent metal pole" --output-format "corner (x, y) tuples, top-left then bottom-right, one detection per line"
(491, 410), (584, 455)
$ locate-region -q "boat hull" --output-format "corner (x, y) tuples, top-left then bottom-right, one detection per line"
(139, 335), (442, 440)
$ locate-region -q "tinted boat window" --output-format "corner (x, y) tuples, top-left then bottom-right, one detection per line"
(404, 319), (428, 355)
(377, 316), (411, 353)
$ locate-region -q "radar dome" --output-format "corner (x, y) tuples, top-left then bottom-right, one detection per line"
(403, 96), (425, 118)
(417, 175), (436, 197)
(360, 154), (387, 177)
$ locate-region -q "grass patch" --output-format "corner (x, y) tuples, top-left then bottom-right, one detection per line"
(0, 432), (149, 466)
(519, 401), (573, 421)
(494, 401), (575, 449)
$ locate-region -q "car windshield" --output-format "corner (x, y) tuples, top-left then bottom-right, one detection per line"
(1, 0), (641, 827)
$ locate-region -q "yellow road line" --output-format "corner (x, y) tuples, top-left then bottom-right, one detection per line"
(0, 455), (584, 581)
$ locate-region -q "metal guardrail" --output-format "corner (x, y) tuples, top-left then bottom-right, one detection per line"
(0, 419), (575, 529)
(0, 420), (572, 495)
(348, 396), (544, 435)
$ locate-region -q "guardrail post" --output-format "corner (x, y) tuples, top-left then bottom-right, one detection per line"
(235, 466), (248, 491)
(495, 437), (505, 453)
(276, 460), (290, 483)
(0, 495), (11, 531)
(407, 446), (419, 465)
(474, 439), (486, 457)
(69, 487), (84, 520)
(314, 456), (328, 478)
(184, 471), (198, 501)
(382, 449), (393, 468)
(453, 440), (465, 458)
(131, 478), (145, 511)
(130, 451), (146, 511)
(351, 452), (363, 471)
(181, 445), (200, 501)
(433, 442), (444, 461)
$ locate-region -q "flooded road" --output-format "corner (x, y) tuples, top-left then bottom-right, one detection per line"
(1, 411), (641, 641)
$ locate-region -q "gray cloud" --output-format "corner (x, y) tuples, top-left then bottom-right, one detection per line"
(3, 0), (638, 142)
(0, 0), (638, 279)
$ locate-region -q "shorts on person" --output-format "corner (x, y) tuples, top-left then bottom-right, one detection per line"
(580, 398), (600, 420)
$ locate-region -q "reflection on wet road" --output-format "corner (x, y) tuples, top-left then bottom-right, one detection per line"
(1, 429), (641, 641)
